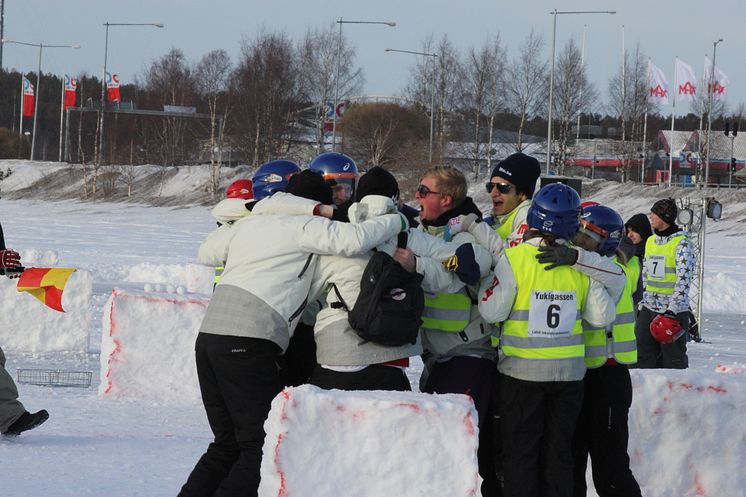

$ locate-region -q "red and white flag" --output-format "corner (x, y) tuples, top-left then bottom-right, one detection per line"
(648, 61), (669, 105)
(106, 72), (121, 103)
(22, 77), (35, 117)
(675, 59), (697, 102)
(704, 56), (729, 101)
(64, 74), (78, 109)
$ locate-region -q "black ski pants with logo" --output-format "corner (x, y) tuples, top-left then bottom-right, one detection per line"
(634, 307), (689, 369)
(178, 333), (283, 497)
(571, 364), (642, 497)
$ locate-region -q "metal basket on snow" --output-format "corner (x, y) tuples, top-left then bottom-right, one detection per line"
(16, 369), (92, 388)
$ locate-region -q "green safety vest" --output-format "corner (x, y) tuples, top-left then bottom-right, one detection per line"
(643, 235), (684, 296)
(501, 243), (589, 364)
(422, 290), (473, 333)
(214, 266), (224, 284)
(583, 257), (638, 368)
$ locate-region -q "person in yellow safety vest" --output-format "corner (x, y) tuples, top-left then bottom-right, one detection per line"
(402, 165), (500, 497)
(478, 184), (616, 497)
(540, 204), (642, 497)
(483, 153), (542, 248)
(634, 198), (695, 369)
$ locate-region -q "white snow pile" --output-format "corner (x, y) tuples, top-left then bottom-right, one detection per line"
(100, 287), (209, 403)
(259, 385), (481, 497)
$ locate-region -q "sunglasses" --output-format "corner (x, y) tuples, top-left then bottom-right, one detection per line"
(485, 182), (514, 194)
(416, 184), (440, 197)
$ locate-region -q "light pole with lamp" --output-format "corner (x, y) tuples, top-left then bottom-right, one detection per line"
(97, 22), (163, 167)
(546, 9), (616, 176)
(2, 39), (79, 160)
(385, 48), (438, 164)
(704, 38), (723, 187)
(332, 18), (395, 152)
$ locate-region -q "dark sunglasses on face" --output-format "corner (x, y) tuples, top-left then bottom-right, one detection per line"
(485, 182), (514, 194)
(416, 184), (440, 197)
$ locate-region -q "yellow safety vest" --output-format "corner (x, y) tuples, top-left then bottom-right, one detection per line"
(494, 207), (520, 241)
(214, 266), (224, 284)
(583, 257), (638, 368)
(501, 244), (589, 364)
(644, 235), (684, 296)
(422, 290), (473, 333)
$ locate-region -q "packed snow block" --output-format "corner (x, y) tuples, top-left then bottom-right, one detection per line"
(100, 287), (210, 403)
(0, 269), (91, 352)
(629, 369), (746, 497)
(126, 261), (214, 295)
(259, 385), (481, 497)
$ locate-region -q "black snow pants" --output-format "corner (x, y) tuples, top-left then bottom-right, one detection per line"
(571, 364), (642, 497)
(634, 306), (688, 369)
(309, 363), (411, 391)
(178, 333), (283, 497)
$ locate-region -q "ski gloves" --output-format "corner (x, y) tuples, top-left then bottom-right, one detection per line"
(0, 249), (21, 269)
(536, 244), (579, 270)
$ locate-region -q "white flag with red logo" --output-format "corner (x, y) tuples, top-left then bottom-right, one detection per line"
(64, 74), (78, 108)
(22, 77), (35, 117)
(704, 56), (729, 101)
(648, 61), (669, 105)
(675, 59), (697, 102)
(106, 72), (121, 103)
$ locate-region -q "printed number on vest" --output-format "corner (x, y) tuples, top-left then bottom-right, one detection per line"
(647, 254), (666, 280)
(528, 290), (577, 338)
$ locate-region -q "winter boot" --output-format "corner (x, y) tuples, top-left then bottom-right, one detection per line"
(3, 410), (49, 436)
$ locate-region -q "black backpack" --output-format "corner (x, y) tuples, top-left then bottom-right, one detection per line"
(331, 232), (424, 347)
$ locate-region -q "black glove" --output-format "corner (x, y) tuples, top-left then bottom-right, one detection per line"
(0, 249), (21, 269)
(443, 243), (481, 286)
(536, 244), (578, 270)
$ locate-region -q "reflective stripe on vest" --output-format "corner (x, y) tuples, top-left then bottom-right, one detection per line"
(495, 207), (520, 241)
(214, 266), (224, 284)
(643, 235), (684, 295)
(422, 291), (472, 333)
(583, 257), (638, 368)
(502, 244), (589, 362)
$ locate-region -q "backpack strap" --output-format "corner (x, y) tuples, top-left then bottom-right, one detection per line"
(329, 283), (350, 311)
(397, 230), (408, 249)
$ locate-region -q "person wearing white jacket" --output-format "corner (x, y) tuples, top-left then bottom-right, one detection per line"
(179, 171), (408, 497)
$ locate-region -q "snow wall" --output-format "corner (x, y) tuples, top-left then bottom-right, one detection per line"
(99, 287), (209, 403)
(0, 264), (92, 353)
(258, 385), (482, 497)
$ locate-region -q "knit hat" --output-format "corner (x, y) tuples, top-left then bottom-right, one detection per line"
(624, 213), (653, 241)
(650, 198), (678, 225)
(356, 166), (400, 202)
(490, 153), (542, 198)
(285, 170), (333, 205)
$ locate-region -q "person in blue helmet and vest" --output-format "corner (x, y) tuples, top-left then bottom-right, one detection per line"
(308, 151), (360, 222)
(251, 160), (302, 200)
(634, 198), (695, 369)
(478, 183), (615, 497)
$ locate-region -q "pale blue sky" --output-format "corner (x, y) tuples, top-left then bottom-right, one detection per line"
(3, 0), (745, 115)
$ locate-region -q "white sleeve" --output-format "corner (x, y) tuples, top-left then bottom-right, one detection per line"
(197, 223), (237, 266)
(582, 279), (616, 328)
(573, 249), (626, 303)
(467, 221), (506, 267)
(251, 192), (319, 216)
(211, 198), (252, 224)
(298, 214), (402, 256)
(477, 253), (518, 324)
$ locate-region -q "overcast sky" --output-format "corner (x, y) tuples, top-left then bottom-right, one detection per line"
(3, 0), (745, 118)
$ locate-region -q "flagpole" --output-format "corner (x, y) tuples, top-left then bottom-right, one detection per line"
(668, 57), (678, 187)
(58, 75), (65, 162)
(18, 75), (23, 155)
(641, 59), (650, 184)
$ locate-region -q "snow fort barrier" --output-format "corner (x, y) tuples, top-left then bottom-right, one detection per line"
(259, 385), (482, 497)
(0, 268), (92, 352)
(628, 369), (746, 497)
(100, 287), (209, 403)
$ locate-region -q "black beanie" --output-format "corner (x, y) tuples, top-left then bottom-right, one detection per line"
(285, 170), (333, 205)
(624, 213), (653, 242)
(651, 198), (678, 226)
(356, 166), (399, 202)
(490, 153), (542, 198)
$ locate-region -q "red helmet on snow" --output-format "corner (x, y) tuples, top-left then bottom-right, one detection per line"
(650, 314), (684, 344)
(225, 179), (254, 200)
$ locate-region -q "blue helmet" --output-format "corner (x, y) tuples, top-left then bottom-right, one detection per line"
(307, 152), (359, 206)
(579, 205), (624, 256)
(251, 160), (301, 200)
(526, 183), (582, 239)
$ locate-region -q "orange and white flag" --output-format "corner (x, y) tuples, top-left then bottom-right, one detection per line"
(17, 267), (77, 312)
(704, 56), (729, 101)
(648, 61), (669, 105)
(675, 59), (697, 102)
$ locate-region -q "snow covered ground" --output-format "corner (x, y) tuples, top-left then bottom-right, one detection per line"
(0, 160), (745, 496)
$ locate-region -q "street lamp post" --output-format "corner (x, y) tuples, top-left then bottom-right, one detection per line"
(2, 39), (79, 160)
(546, 9), (616, 176)
(332, 18), (395, 152)
(97, 22), (163, 167)
(385, 48), (438, 164)
(704, 38), (723, 187)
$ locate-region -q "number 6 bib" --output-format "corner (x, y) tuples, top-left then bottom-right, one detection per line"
(527, 290), (577, 338)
